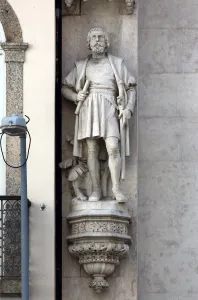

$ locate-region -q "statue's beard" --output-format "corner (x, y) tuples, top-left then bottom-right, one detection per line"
(91, 43), (106, 54)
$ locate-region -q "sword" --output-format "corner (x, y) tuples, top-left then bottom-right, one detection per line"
(117, 82), (126, 180)
(118, 103), (126, 180)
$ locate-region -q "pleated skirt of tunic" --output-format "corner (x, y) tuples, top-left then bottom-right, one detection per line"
(77, 92), (120, 140)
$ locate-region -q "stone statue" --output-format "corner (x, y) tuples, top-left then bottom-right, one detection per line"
(62, 27), (136, 202)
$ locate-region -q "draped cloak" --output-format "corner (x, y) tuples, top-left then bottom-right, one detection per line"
(63, 53), (136, 158)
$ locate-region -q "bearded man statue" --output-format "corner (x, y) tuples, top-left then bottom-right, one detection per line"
(62, 27), (136, 202)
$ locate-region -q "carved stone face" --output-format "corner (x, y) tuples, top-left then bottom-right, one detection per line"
(89, 30), (106, 54)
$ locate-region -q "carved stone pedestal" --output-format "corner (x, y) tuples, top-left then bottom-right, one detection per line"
(67, 200), (131, 293)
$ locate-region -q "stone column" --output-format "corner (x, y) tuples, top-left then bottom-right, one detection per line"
(1, 43), (28, 195)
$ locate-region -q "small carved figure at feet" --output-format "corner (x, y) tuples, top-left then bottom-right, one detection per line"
(112, 187), (128, 203)
(89, 189), (102, 201)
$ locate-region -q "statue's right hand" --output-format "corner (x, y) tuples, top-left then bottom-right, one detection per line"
(77, 90), (88, 102)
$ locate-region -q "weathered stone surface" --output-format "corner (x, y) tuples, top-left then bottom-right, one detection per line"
(0, 0), (22, 42)
(115, 276), (137, 300)
(139, 29), (178, 74)
(139, 74), (198, 117)
(139, 0), (198, 29)
(139, 204), (198, 294)
(139, 28), (198, 74)
(138, 2), (198, 300)
(0, 5), (27, 298)
(175, 0), (198, 28)
(180, 117), (198, 161)
(2, 43), (28, 195)
(139, 117), (181, 162)
(0, 279), (21, 295)
(62, 217), (81, 277)
(177, 29), (198, 73)
(1, 43), (28, 62)
(138, 74), (178, 117)
(139, 295), (198, 300)
(139, 0), (178, 29)
(0, 298), (20, 300)
(62, 278), (81, 300)
(177, 74), (198, 117)
(139, 202), (198, 250)
(67, 200), (131, 293)
(139, 162), (198, 206)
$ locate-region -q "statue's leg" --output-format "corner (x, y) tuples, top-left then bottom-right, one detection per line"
(72, 180), (87, 201)
(86, 138), (101, 201)
(105, 137), (127, 202)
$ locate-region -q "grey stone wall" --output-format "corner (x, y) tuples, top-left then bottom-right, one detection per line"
(138, 1), (198, 299)
(62, 0), (137, 299)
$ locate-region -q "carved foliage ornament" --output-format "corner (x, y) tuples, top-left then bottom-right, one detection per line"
(69, 242), (129, 292)
(71, 221), (128, 235)
(67, 202), (131, 293)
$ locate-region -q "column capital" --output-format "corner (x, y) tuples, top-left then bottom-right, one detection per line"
(0, 42), (28, 62)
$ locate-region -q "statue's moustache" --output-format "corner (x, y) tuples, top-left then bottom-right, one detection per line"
(94, 43), (103, 47)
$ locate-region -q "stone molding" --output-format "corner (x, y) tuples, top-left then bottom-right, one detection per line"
(0, 279), (21, 295)
(1, 43), (28, 63)
(67, 200), (132, 293)
(71, 220), (128, 235)
(69, 242), (129, 263)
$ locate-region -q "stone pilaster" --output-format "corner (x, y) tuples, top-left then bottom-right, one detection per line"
(1, 42), (28, 195)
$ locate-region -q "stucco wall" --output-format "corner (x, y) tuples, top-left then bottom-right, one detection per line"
(5, 0), (56, 299)
(138, 1), (198, 299)
(62, 0), (137, 299)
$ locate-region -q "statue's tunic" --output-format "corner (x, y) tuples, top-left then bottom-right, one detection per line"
(63, 54), (136, 157)
(78, 57), (120, 140)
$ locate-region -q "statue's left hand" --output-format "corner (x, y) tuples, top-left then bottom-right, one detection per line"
(118, 109), (132, 126)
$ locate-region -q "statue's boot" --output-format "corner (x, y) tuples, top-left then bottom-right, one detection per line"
(76, 192), (88, 201)
(73, 181), (88, 201)
(112, 187), (128, 203)
(89, 188), (102, 201)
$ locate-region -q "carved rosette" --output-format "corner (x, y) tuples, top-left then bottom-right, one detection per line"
(67, 200), (131, 293)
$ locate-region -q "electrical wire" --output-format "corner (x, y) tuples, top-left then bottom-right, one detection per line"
(0, 130), (31, 169)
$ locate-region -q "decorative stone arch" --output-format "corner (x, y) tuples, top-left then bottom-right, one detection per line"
(0, 0), (22, 42)
(0, 0), (28, 195)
